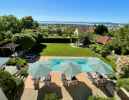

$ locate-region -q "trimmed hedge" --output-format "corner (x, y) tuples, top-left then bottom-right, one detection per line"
(42, 38), (78, 43)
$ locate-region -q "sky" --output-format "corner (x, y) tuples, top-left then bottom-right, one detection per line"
(0, 0), (129, 23)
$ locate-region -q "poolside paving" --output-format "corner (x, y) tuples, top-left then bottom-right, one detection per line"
(76, 73), (106, 97)
(21, 72), (107, 100)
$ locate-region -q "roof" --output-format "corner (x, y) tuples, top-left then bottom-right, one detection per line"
(0, 43), (18, 49)
(0, 57), (9, 66)
(96, 36), (112, 45)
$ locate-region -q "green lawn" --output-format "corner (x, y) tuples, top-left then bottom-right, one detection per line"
(40, 43), (96, 57)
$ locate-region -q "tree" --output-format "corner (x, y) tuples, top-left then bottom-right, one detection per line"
(110, 25), (129, 55)
(12, 33), (36, 50)
(21, 16), (39, 29)
(94, 25), (108, 35)
(80, 33), (93, 47)
(0, 15), (22, 34)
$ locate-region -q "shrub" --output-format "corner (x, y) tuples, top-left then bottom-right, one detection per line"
(44, 93), (59, 100)
(6, 57), (27, 67)
(89, 44), (104, 53)
(120, 65), (129, 78)
(88, 96), (116, 100)
(117, 78), (129, 92)
(0, 70), (24, 99)
(89, 44), (111, 57)
(19, 67), (28, 78)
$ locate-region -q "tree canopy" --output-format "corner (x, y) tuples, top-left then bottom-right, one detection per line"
(94, 25), (108, 35)
(110, 25), (129, 54)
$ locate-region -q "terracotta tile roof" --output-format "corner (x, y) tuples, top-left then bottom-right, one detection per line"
(96, 36), (112, 45)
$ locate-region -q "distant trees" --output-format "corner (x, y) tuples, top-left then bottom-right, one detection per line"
(94, 25), (108, 35)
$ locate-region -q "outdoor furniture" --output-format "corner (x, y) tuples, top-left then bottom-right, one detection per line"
(44, 74), (51, 86)
(33, 79), (40, 90)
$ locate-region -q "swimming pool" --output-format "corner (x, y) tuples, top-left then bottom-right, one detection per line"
(38, 57), (114, 75)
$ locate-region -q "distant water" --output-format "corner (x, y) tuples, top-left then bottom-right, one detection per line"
(39, 21), (125, 26)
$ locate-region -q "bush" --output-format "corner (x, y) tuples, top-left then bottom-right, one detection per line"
(44, 93), (59, 100)
(88, 96), (116, 100)
(6, 57), (27, 67)
(89, 44), (104, 53)
(120, 65), (129, 78)
(19, 67), (28, 78)
(89, 44), (111, 57)
(117, 78), (129, 92)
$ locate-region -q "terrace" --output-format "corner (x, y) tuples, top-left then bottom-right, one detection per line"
(21, 56), (117, 100)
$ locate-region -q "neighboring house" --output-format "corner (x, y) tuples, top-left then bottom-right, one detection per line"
(96, 36), (112, 45)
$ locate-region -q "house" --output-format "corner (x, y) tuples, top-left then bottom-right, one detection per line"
(96, 36), (112, 45)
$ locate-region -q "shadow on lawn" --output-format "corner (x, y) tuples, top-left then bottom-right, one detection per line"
(30, 44), (47, 56)
(37, 83), (62, 100)
(25, 44), (47, 63)
(64, 81), (92, 100)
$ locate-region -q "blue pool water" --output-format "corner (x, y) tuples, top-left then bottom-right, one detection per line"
(29, 57), (114, 75)
(41, 57), (113, 74)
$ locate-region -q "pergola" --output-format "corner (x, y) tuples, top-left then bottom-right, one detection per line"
(0, 43), (19, 56)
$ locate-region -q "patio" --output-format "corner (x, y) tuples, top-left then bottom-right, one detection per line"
(21, 72), (106, 100)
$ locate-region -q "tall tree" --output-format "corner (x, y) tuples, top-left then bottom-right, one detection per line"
(110, 25), (129, 54)
(21, 16), (39, 29)
(94, 25), (108, 35)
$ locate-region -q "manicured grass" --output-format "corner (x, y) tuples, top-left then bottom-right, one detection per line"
(40, 43), (96, 57)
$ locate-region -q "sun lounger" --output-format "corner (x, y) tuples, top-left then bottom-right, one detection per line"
(44, 75), (51, 86)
